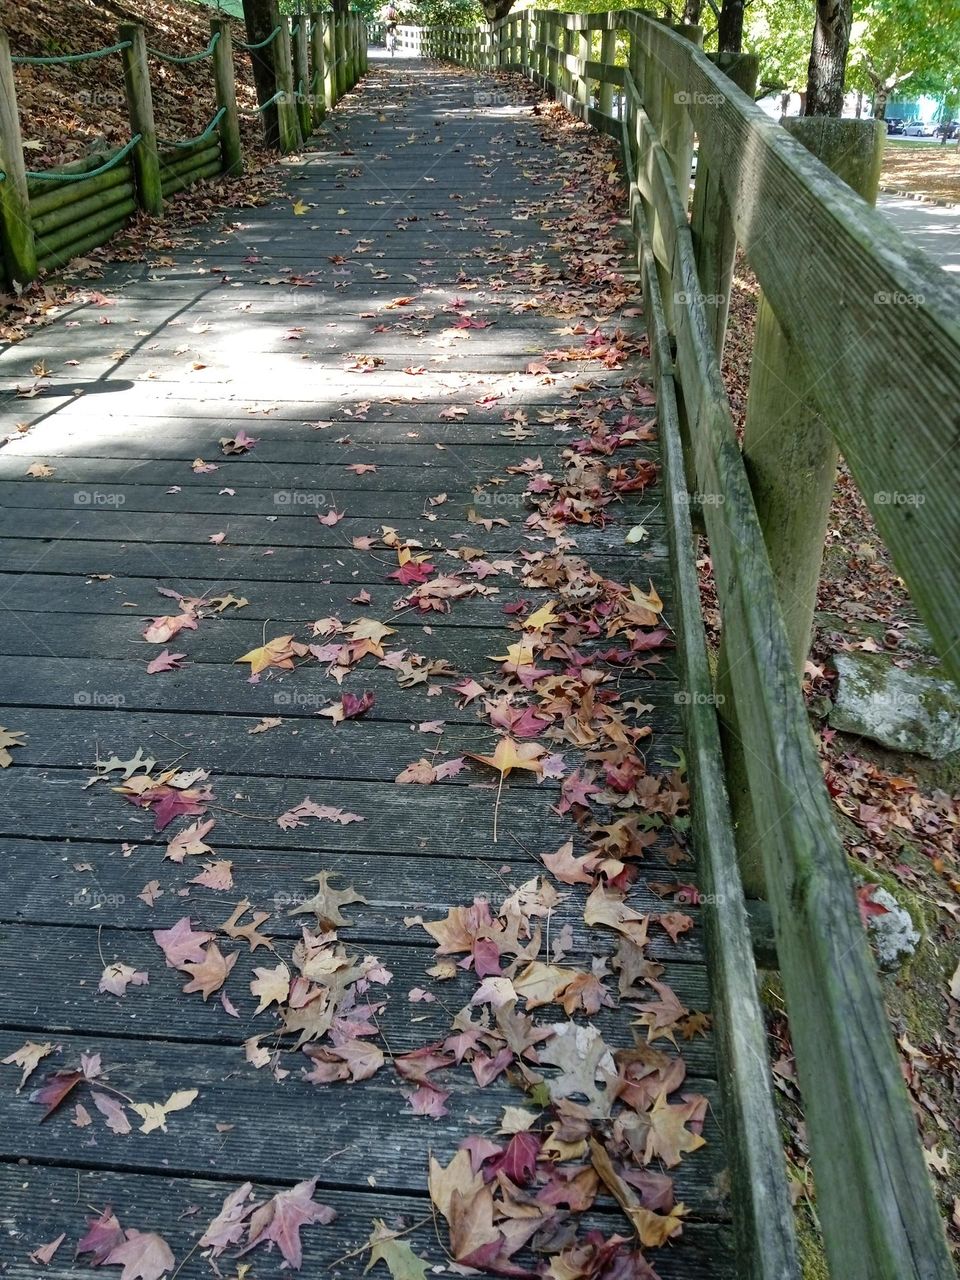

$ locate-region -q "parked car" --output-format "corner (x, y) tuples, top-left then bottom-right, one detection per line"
(885, 118), (906, 135)
(903, 120), (936, 137)
(936, 120), (959, 140)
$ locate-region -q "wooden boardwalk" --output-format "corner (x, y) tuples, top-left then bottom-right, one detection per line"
(0, 58), (731, 1278)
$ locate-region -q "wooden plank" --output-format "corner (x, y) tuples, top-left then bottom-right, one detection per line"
(0, 766), (662, 861)
(0, 923), (709, 1047)
(0, 573), (678, 630)
(0, 537), (671, 586)
(0, 840), (703, 960)
(0, 1030), (729, 1208)
(0, 1166), (736, 1279)
(0, 696), (682, 766)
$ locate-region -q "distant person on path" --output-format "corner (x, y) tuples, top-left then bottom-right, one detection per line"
(381, 2), (399, 52)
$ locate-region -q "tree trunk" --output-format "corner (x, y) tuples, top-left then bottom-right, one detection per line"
(871, 84), (888, 119)
(483, 0), (514, 19)
(683, 0), (704, 24)
(803, 0), (852, 117)
(717, 0), (745, 53)
(242, 0), (282, 147)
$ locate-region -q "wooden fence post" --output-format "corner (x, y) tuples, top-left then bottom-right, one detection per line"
(689, 52), (758, 356)
(309, 11), (325, 125)
(659, 23), (702, 209)
(119, 24), (162, 215)
(718, 117), (886, 898)
(334, 14), (346, 102)
(360, 16), (368, 74)
(520, 10), (530, 75)
(292, 16), (311, 139)
(575, 19), (590, 115)
(274, 16), (301, 152)
(323, 15), (335, 110)
(0, 28), (38, 284)
(210, 18), (242, 176)
(598, 19), (616, 115)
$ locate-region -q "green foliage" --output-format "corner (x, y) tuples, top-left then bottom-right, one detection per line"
(411, 0), (483, 26)
(746, 0), (813, 95)
(848, 0), (960, 114)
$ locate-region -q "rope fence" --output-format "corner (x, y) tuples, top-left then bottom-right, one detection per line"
(0, 10), (369, 283)
(158, 106), (226, 150)
(24, 134), (142, 182)
(11, 39), (131, 65)
(236, 26), (281, 52)
(147, 31), (220, 63)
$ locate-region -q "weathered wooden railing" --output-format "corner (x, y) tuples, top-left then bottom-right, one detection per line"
(424, 11), (959, 1280)
(0, 10), (368, 286)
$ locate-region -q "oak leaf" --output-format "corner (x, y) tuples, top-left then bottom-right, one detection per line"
(2, 1040), (53, 1091)
(289, 872), (367, 928)
(130, 1088), (198, 1134)
(0, 726), (26, 767)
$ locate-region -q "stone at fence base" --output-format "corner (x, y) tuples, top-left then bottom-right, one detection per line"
(829, 650), (960, 759)
(864, 885), (920, 969)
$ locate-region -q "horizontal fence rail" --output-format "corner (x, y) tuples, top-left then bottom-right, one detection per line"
(426, 10), (959, 1280)
(0, 10), (368, 286)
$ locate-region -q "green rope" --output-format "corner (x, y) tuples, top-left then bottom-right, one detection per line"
(239, 88), (285, 117)
(25, 134), (142, 182)
(237, 25), (281, 50)
(158, 106), (226, 150)
(12, 38), (131, 65)
(147, 30), (220, 63)
(291, 22), (301, 36)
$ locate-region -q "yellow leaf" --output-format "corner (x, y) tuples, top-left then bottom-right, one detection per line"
(292, 199), (309, 215)
(235, 635), (298, 674)
(467, 736), (545, 778)
(523, 600), (559, 632)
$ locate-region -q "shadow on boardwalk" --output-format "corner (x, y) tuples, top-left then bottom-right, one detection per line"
(0, 59), (730, 1278)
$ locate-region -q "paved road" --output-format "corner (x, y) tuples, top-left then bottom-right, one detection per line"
(878, 193), (960, 274)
